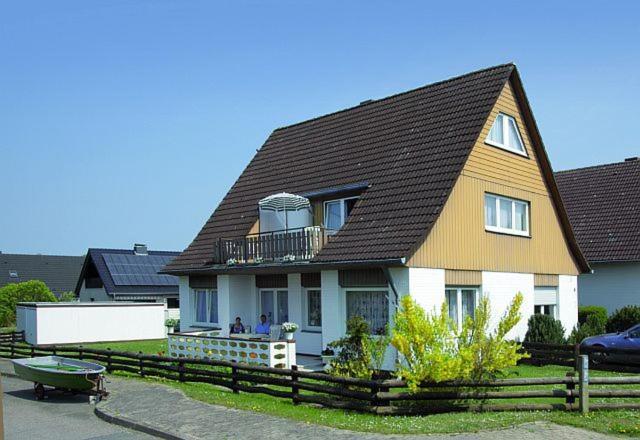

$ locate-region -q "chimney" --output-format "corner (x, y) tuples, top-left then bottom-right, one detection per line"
(133, 243), (148, 255)
(624, 157), (638, 162)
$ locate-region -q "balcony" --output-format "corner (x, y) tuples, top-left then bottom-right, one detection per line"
(212, 226), (332, 265)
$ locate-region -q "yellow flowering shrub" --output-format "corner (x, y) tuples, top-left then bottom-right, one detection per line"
(391, 293), (527, 391)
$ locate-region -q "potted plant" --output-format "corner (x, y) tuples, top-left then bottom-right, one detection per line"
(281, 322), (298, 340)
(320, 347), (335, 366)
(165, 318), (179, 334)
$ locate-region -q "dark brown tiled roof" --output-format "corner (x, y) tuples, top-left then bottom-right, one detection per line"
(556, 159), (640, 263)
(167, 63), (586, 273)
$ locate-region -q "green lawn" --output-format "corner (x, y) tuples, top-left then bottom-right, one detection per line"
(68, 339), (640, 437)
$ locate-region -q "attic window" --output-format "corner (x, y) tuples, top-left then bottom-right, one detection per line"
(9, 270), (18, 278)
(486, 113), (526, 156)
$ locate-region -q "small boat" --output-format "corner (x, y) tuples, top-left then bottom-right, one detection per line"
(12, 356), (106, 400)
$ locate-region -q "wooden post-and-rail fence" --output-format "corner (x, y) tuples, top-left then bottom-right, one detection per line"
(1, 335), (640, 415)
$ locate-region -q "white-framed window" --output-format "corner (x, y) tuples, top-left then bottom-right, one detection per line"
(485, 113), (527, 156)
(192, 289), (218, 325)
(346, 288), (389, 335)
(484, 193), (530, 236)
(534, 286), (558, 319)
(445, 287), (478, 327)
(302, 289), (322, 330)
(324, 197), (358, 231)
(260, 289), (289, 324)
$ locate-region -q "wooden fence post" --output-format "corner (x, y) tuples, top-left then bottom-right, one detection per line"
(30, 346), (35, 358)
(9, 340), (14, 358)
(106, 348), (113, 373)
(231, 364), (239, 393)
(291, 365), (299, 405)
(565, 371), (576, 407)
(138, 351), (145, 377)
(574, 344), (581, 371)
(578, 354), (589, 414)
(78, 346), (84, 360)
(178, 360), (185, 382)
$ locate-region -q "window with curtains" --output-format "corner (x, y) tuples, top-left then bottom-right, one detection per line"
(346, 290), (389, 335)
(324, 197), (358, 231)
(192, 289), (218, 324)
(485, 193), (530, 236)
(486, 113), (526, 156)
(445, 287), (478, 327)
(303, 289), (322, 330)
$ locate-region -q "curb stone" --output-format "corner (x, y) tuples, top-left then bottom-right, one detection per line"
(94, 405), (186, 440)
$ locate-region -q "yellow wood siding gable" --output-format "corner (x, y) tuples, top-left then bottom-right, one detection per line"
(408, 81), (580, 276)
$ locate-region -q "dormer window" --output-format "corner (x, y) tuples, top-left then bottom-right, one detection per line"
(324, 197), (358, 230)
(486, 113), (526, 156)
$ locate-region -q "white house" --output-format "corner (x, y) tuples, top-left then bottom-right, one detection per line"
(556, 158), (640, 313)
(162, 64), (589, 364)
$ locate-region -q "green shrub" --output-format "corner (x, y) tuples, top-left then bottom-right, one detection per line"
(58, 291), (77, 302)
(0, 280), (57, 326)
(392, 293), (526, 391)
(328, 316), (373, 379)
(606, 306), (640, 333)
(569, 313), (607, 344)
(524, 314), (565, 344)
(578, 305), (608, 325)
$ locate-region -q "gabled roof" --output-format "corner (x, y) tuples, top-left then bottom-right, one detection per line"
(556, 158), (640, 263)
(0, 253), (84, 296)
(76, 248), (181, 295)
(165, 63), (589, 274)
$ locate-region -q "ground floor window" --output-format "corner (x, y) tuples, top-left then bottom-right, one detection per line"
(260, 289), (288, 324)
(303, 289), (321, 330)
(534, 286), (558, 318)
(445, 287), (478, 327)
(346, 289), (388, 335)
(192, 289), (218, 324)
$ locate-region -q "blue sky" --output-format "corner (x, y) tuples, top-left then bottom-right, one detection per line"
(1, 1), (639, 256)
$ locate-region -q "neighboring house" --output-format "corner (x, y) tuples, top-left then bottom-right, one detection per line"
(0, 252), (84, 297)
(556, 158), (640, 313)
(75, 244), (181, 312)
(162, 63), (589, 359)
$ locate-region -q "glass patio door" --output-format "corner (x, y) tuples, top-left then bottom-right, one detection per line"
(260, 290), (288, 324)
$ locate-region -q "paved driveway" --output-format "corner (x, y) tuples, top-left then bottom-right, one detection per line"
(1, 375), (155, 439)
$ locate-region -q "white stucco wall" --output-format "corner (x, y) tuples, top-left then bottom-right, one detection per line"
(321, 270), (343, 350)
(16, 302), (165, 345)
(408, 267), (446, 313)
(482, 271), (534, 340)
(578, 262), (640, 313)
(228, 275), (255, 332)
(558, 275), (578, 336)
(178, 276), (192, 330)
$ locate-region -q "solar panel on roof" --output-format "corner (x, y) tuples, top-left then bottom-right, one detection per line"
(102, 253), (178, 287)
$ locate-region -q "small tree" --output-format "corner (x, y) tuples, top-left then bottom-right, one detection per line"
(606, 306), (640, 333)
(328, 316), (373, 379)
(569, 313), (606, 344)
(524, 314), (565, 344)
(0, 280), (57, 326)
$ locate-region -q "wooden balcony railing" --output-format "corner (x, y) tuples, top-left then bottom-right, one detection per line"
(213, 226), (332, 265)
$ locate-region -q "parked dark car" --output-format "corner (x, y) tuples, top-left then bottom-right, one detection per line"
(581, 324), (640, 365)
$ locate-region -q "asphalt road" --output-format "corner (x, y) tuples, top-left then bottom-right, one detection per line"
(1, 375), (155, 440)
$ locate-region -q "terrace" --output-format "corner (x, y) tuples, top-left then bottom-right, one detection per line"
(211, 226), (332, 265)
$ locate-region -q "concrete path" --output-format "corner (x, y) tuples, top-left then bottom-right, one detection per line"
(97, 377), (620, 440)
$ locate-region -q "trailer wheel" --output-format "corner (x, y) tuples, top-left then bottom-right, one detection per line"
(34, 383), (45, 400)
